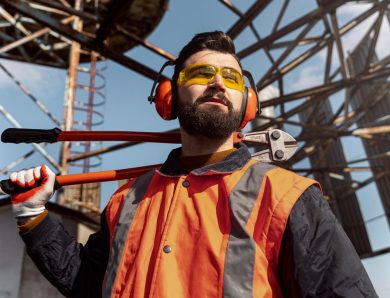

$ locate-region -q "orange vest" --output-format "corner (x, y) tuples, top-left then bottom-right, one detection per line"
(102, 159), (318, 298)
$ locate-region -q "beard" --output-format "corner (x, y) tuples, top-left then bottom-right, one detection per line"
(176, 90), (242, 139)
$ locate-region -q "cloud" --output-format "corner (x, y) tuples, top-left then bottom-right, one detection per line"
(0, 59), (44, 86)
(0, 59), (64, 97)
(292, 64), (323, 91)
(337, 3), (373, 17)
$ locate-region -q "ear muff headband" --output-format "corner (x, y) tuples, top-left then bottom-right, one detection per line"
(148, 60), (174, 104)
(148, 60), (176, 120)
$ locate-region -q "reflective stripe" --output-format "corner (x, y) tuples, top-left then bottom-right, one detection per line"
(223, 162), (274, 298)
(102, 170), (155, 298)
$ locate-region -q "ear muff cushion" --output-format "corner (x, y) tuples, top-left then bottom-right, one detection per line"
(154, 79), (174, 120)
(240, 87), (258, 129)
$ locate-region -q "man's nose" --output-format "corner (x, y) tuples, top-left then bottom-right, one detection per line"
(208, 74), (227, 91)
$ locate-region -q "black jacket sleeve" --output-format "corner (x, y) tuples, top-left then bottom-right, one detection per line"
(20, 209), (110, 298)
(278, 185), (378, 298)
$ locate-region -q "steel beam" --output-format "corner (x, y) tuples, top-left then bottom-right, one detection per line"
(219, 0), (265, 54)
(237, 0), (348, 58)
(0, 15), (74, 54)
(365, 7), (385, 71)
(271, 0), (290, 33)
(261, 67), (390, 108)
(31, 0), (100, 21)
(257, 20), (318, 89)
(116, 25), (176, 61)
(293, 166), (382, 173)
(253, 95), (329, 132)
(330, 12), (349, 79)
(256, 1), (384, 89)
(267, 35), (324, 49)
(218, 0), (242, 17)
(226, 0), (272, 39)
(1, 0), (164, 80)
(338, 171), (389, 200)
(0, 5), (66, 64)
(360, 247), (390, 260)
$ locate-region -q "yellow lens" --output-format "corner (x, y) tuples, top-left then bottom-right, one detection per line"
(177, 64), (245, 92)
(184, 65), (216, 86)
(221, 68), (245, 92)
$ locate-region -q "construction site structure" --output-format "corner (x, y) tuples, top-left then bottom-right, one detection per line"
(0, 0), (389, 261)
(347, 34), (390, 230)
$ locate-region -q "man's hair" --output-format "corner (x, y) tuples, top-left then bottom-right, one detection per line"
(171, 31), (241, 103)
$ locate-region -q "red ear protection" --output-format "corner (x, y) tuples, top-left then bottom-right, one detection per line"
(154, 79), (175, 120)
(239, 87), (258, 129)
(148, 61), (177, 120)
(149, 64), (261, 129)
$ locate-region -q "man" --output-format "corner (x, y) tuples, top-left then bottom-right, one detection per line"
(10, 31), (377, 297)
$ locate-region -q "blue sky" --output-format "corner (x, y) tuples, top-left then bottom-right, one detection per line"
(0, 0), (389, 296)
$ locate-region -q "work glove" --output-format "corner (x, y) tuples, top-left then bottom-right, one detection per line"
(10, 165), (55, 219)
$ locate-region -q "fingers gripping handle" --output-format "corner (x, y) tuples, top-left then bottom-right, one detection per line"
(1, 127), (62, 144)
(0, 179), (61, 195)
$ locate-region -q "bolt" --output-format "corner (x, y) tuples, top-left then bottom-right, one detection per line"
(275, 150), (284, 159)
(271, 130), (280, 140)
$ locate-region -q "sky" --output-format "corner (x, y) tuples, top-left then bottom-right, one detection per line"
(0, 0), (389, 296)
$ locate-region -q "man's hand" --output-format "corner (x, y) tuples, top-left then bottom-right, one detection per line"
(10, 165), (55, 219)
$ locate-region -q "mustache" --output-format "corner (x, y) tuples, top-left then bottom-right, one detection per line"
(195, 90), (230, 106)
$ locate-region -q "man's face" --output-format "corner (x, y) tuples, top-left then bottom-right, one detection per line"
(176, 50), (244, 139)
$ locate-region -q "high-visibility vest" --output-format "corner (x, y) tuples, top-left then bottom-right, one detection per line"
(102, 159), (318, 298)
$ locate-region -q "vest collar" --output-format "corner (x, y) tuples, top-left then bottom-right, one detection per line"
(157, 142), (252, 177)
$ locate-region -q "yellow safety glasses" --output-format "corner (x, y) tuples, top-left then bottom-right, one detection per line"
(177, 64), (245, 93)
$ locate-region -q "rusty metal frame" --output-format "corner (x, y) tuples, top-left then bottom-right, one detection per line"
(1, 0), (164, 80)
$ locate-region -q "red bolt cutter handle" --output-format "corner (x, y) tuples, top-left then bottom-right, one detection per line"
(0, 164), (160, 195)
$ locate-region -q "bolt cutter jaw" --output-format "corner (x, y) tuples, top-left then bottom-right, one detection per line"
(241, 129), (297, 162)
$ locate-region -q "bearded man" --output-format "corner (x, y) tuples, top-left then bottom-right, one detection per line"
(9, 31), (377, 298)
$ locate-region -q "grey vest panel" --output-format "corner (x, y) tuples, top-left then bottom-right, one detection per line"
(102, 170), (155, 298)
(223, 162), (274, 298)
